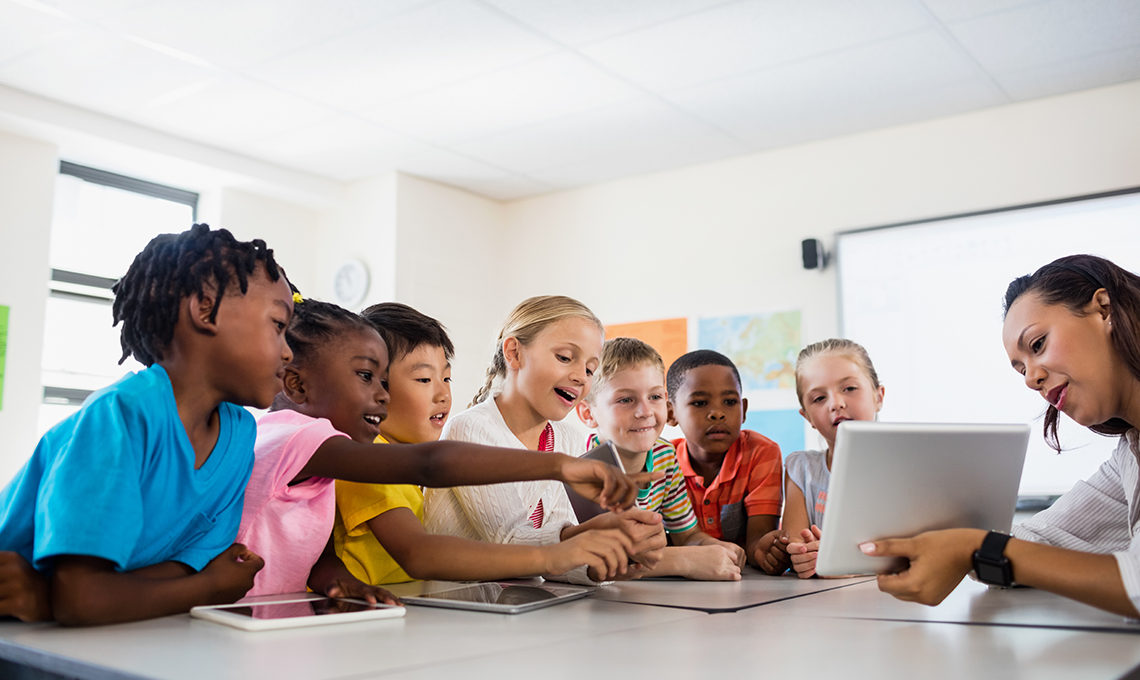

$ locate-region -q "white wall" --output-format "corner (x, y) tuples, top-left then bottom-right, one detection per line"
(210, 187), (322, 296)
(394, 174), (506, 405)
(314, 174), (398, 306)
(0, 131), (57, 482)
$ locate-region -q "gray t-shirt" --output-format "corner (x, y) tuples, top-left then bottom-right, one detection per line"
(785, 449), (830, 529)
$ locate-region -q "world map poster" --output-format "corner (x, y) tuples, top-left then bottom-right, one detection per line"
(699, 310), (805, 456)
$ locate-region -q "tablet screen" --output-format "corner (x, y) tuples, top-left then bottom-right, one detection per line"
(401, 582), (592, 613)
(225, 598), (383, 620)
(413, 584), (558, 605)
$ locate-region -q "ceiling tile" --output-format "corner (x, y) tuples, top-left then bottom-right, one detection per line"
(237, 115), (430, 181)
(99, 0), (433, 69)
(0, 30), (216, 119)
(455, 96), (743, 179)
(246, 0), (560, 112)
(480, 0), (730, 46)
(579, 0), (934, 91)
(395, 146), (553, 199)
(993, 44), (1140, 100)
(919, 0), (1048, 23)
(363, 51), (639, 145)
(35, 0), (155, 22)
(130, 76), (337, 148)
(0, 1), (84, 64)
(662, 30), (1006, 148)
(947, 0), (1140, 73)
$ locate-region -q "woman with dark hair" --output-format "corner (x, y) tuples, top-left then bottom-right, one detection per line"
(863, 254), (1140, 617)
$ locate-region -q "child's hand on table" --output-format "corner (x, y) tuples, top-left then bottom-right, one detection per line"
(754, 529), (791, 575)
(788, 525), (822, 579)
(324, 578), (401, 606)
(0, 551), (51, 622)
(203, 543), (265, 602)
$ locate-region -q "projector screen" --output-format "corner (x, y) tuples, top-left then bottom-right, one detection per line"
(837, 188), (1140, 496)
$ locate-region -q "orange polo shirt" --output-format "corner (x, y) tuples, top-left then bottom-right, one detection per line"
(673, 430), (783, 544)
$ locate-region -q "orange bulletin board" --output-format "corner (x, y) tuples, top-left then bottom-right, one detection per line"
(603, 317), (688, 372)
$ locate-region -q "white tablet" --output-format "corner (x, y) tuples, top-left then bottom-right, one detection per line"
(400, 582), (593, 614)
(815, 421), (1030, 577)
(190, 596), (406, 631)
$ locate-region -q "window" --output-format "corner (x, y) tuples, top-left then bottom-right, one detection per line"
(40, 162), (198, 434)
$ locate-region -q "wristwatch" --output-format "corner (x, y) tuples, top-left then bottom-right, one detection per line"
(972, 531), (1014, 587)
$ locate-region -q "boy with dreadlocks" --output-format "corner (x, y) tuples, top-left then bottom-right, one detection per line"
(0, 224), (291, 625)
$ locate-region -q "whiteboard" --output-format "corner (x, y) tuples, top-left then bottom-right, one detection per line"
(837, 189), (1140, 496)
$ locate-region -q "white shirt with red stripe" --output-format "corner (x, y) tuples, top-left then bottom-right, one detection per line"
(423, 397), (595, 584)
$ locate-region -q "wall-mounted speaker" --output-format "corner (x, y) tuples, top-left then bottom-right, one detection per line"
(802, 238), (827, 270)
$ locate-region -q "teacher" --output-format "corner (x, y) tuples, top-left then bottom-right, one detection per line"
(862, 254), (1140, 618)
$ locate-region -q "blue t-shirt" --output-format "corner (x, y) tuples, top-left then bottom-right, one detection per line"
(0, 365), (256, 572)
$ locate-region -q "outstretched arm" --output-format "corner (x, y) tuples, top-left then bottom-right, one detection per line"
(864, 528), (1138, 617)
(300, 438), (657, 511)
(369, 507), (634, 582)
(49, 545), (263, 626)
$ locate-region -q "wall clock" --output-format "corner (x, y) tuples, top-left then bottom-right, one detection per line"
(333, 259), (369, 309)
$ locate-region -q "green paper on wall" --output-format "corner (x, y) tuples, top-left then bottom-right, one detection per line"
(0, 304), (7, 411)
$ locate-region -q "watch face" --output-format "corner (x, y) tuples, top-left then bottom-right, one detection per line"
(974, 561), (1005, 584)
(334, 260), (369, 308)
(973, 553), (1013, 587)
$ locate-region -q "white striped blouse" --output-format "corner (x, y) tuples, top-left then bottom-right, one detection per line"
(1013, 429), (1140, 615)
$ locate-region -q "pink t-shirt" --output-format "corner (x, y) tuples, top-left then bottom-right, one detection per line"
(237, 410), (345, 596)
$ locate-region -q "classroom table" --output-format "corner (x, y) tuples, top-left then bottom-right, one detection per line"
(2, 571), (1139, 680)
(590, 572), (875, 611)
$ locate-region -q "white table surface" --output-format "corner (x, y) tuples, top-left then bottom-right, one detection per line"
(385, 593), (1140, 680)
(3, 578), (1139, 680)
(782, 577), (1140, 632)
(0, 591), (702, 680)
(591, 569), (875, 611)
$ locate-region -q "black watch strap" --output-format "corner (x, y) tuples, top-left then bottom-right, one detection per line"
(973, 531), (1014, 587)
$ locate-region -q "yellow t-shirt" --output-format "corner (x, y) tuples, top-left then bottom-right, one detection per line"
(332, 434), (425, 585)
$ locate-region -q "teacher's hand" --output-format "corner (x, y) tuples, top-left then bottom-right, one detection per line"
(860, 528), (986, 606)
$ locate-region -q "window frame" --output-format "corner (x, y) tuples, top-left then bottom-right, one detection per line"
(43, 162), (199, 406)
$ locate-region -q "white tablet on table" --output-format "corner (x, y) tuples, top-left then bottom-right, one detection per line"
(191, 595), (405, 631)
(400, 581), (593, 614)
(815, 421), (1030, 577)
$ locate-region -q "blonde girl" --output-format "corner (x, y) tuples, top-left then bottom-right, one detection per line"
(783, 338), (885, 578)
(424, 296), (665, 583)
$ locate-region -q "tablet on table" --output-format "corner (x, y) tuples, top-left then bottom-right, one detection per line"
(399, 581), (593, 614)
(191, 595), (406, 631)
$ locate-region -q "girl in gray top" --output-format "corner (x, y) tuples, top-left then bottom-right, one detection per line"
(784, 339), (884, 578)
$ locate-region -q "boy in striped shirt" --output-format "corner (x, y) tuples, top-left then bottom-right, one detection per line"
(577, 338), (747, 580)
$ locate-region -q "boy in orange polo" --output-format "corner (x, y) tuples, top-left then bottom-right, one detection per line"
(667, 350), (790, 575)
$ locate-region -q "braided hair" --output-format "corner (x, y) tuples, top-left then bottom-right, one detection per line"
(111, 223), (284, 366)
(287, 297), (378, 367)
